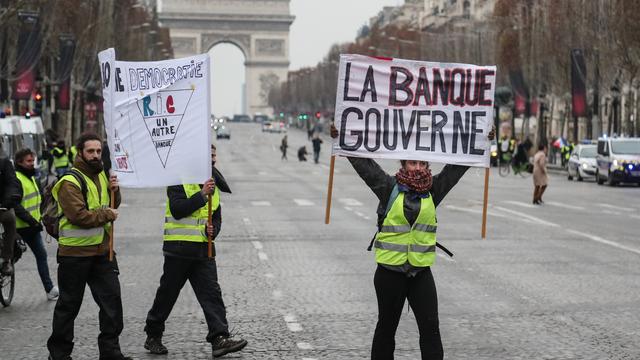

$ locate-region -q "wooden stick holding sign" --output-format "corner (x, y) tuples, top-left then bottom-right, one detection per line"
(481, 168), (490, 240)
(325, 155), (336, 224)
(207, 194), (213, 258)
(109, 189), (115, 261)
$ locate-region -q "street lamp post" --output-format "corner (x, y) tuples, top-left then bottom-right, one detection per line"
(611, 80), (620, 136)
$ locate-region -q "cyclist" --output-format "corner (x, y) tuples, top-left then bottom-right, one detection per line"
(0, 151), (22, 275)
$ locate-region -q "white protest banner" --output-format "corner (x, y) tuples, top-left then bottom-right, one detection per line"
(332, 54), (496, 168)
(98, 48), (211, 187)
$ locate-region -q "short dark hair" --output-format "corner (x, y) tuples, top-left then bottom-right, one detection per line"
(14, 148), (35, 163)
(76, 132), (103, 152)
(538, 143), (547, 151)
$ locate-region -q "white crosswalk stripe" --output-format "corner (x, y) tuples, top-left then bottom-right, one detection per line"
(339, 198), (363, 206)
(503, 200), (536, 209)
(546, 201), (585, 211)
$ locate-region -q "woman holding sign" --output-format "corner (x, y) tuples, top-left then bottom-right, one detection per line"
(331, 124), (494, 360)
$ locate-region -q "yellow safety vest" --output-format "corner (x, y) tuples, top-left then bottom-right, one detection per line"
(16, 172), (42, 229)
(52, 169), (110, 246)
(374, 192), (437, 267)
(51, 147), (70, 169)
(69, 146), (78, 162)
(163, 184), (220, 242)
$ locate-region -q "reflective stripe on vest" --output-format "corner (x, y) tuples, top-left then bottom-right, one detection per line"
(374, 192), (437, 267)
(52, 169), (110, 246)
(16, 172), (42, 229)
(163, 184), (220, 242)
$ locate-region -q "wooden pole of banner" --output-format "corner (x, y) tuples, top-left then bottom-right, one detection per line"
(207, 194), (213, 258)
(481, 168), (490, 240)
(109, 190), (115, 261)
(325, 155), (336, 224)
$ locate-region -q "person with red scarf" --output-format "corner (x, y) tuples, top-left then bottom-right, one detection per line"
(331, 124), (494, 360)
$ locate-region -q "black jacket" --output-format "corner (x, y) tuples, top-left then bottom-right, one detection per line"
(347, 157), (469, 225)
(162, 167), (231, 259)
(0, 156), (21, 209)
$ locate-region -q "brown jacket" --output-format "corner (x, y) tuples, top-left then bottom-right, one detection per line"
(57, 157), (121, 257)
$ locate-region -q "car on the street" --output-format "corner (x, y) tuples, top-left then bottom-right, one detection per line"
(261, 120), (272, 132)
(216, 125), (231, 139)
(232, 114), (251, 123)
(595, 137), (640, 186)
(567, 144), (597, 181)
(254, 114), (269, 123)
(211, 117), (226, 131)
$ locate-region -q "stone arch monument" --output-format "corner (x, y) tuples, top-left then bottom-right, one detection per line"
(158, 0), (294, 117)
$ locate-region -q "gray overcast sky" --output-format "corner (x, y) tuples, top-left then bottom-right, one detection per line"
(210, 0), (404, 117)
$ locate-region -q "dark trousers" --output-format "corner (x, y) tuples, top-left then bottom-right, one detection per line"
(47, 255), (124, 360)
(145, 256), (229, 343)
(371, 265), (443, 360)
(17, 229), (54, 292)
(0, 209), (16, 262)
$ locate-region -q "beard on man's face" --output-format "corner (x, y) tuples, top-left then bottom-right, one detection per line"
(82, 155), (103, 172)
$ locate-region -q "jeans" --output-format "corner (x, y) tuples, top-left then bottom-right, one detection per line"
(0, 209), (16, 262)
(17, 228), (54, 292)
(145, 255), (229, 342)
(371, 265), (443, 360)
(47, 255), (124, 360)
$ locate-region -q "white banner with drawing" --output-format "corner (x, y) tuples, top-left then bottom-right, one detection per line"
(98, 48), (211, 188)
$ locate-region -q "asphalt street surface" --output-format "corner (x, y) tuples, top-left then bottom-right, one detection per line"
(1, 122), (639, 359)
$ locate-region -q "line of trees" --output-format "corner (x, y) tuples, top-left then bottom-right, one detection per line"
(270, 0), (640, 142)
(0, 0), (173, 144)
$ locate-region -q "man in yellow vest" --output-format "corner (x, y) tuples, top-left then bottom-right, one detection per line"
(144, 145), (247, 358)
(13, 148), (58, 300)
(51, 140), (70, 178)
(47, 133), (131, 360)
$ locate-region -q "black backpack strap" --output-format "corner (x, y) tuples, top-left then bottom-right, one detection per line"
(368, 183), (401, 251)
(65, 168), (88, 206)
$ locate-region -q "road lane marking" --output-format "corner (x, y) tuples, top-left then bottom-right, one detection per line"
(297, 342), (314, 350)
(294, 199), (315, 206)
(566, 229), (640, 256)
(272, 290), (283, 299)
(546, 201), (585, 211)
(251, 201), (272, 207)
(600, 203), (635, 212)
(284, 314), (303, 332)
(493, 206), (560, 227)
(503, 200), (536, 209)
(602, 209), (623, 216)
(258, 252), (268, 261)
(339, 198), (363, 206)
(242, 218), (251, 225)
(265, 273), (275, 279)
(344, 206), (353, 212)
(445, 205), (510, 219)
(284, 314), (297, 323)
(258, 171), (268, 175)
(251, 241), (263, 250)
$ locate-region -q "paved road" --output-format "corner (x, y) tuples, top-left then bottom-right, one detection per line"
(1, 122), (639, 359)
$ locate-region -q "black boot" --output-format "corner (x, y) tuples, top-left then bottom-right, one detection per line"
(1, 261), (13, 276)
(211, 335), (247, 358)
(145, 336), (168, 355)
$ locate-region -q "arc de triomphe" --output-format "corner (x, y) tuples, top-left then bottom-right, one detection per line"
(158, 0), (294, 117)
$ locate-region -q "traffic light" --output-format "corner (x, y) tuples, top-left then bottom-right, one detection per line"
(279, 112), (284, 118)
(315, 111), (321, 119)
(33, 88), (43, 115)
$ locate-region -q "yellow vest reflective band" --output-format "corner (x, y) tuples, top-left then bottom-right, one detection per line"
(52, 169), (110, 246)
(16, 172), (42, 229)
(51, 147), (69, 169)
(163, 184), (220, 242)
(374, 192), (437, 267)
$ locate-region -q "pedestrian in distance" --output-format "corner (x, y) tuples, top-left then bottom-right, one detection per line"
(51, 140), (70, 178)
(331, 124), (495, 360)
(47, 133), (130, 360)
(312, 133), (323, 164)
(281, 135), (288, 160)
(13, 148), (58, 300)
(297, 145), (308, 162)
(533, 143), (549, 205)
(144, 144), (247, 358)
(0, 150), (21, 276)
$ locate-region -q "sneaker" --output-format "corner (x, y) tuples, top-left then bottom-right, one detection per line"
(47, 286), (60, 301)
(144, 336), (168, 355)
(0, 261), (13, 276)
(211, 335), (247, 358)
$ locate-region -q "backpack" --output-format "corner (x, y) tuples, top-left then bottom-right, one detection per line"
(41, 169), (88, 240)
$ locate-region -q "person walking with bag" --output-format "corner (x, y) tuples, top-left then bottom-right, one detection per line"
(331, 124), (494, 360)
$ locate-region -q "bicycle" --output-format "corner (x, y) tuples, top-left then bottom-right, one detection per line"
(0, 215), (15, 307)
(498, 157), (532, 178)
